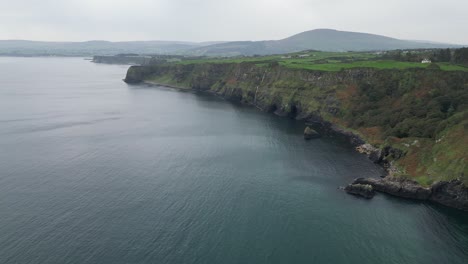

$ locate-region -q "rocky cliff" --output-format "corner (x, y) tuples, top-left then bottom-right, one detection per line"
(124, 62), (468, 210)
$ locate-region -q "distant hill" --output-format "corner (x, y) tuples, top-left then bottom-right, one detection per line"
(0, 29), (464, 57)
(185, 29), (463, 56)
(0, 40), (221, 56)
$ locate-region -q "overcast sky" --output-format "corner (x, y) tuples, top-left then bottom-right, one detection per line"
(1, 0), (467, 44)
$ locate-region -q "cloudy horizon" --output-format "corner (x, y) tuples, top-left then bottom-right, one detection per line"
(1, 0), (467, 44)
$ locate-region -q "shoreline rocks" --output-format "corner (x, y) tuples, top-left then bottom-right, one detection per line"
(347, 177), (468, 211)
(345, 184), (375, 199)
(304, 126), (321, 140)
(430, 180), (468, 211)
(355, 144), (382, 163)
(353, 177), (431, 200)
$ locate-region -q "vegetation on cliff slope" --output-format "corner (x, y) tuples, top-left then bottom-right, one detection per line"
(125, 51), (468, 186)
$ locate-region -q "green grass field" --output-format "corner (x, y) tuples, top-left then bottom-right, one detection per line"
(176, 51), (468, 72)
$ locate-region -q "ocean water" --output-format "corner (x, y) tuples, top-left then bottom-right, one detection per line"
(0, 57), (467, 264)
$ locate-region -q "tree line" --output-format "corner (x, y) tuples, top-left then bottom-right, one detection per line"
(382, 47), (468, 64)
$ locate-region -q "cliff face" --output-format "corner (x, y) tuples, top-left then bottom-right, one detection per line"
(125, 63), (393, 120)
(124, 63), (468, 210)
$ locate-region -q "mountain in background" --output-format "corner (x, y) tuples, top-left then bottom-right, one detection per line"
(0, 29), (464, 57)
(186, 29), (464, 56)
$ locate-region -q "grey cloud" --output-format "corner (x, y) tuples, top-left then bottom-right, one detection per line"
(0, 0), (467, 44)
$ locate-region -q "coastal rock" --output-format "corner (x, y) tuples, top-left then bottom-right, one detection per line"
(304, 126), (321, 140)
(345, 184), (375, 199)
(353, 177), (431, 200)
(274, 108), (289, 117)
(354, 144), (405, 174)
(381, 146), (405, 160)
(430, 180), (468, 211)
(351, 177), (468, 211)
(356, 144), (382, 163)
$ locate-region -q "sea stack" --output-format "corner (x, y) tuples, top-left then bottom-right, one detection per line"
(304, 126), (320, 140)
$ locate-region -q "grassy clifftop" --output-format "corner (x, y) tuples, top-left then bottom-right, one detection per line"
(125, 62), (468, 186)
(175, 50), (468, 72)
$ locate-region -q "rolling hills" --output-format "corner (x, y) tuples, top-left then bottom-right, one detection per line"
(186, 29), (463, 56)
(0, 40), (222, 56)
(0, 29), (464, 57)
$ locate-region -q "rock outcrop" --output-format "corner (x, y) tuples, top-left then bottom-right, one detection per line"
(356, 144), (382, 163)
(349, 177), (468, 211)
(353, 177), (431, 200)
(344, 184), (375, 199)
(430, 180), (468, 211)
(304, 126), (321, 140)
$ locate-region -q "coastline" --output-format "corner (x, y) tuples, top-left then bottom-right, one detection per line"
(124, 73), (468, 212)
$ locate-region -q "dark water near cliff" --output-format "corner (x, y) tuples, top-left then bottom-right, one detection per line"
(0, 57), (467, 264)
